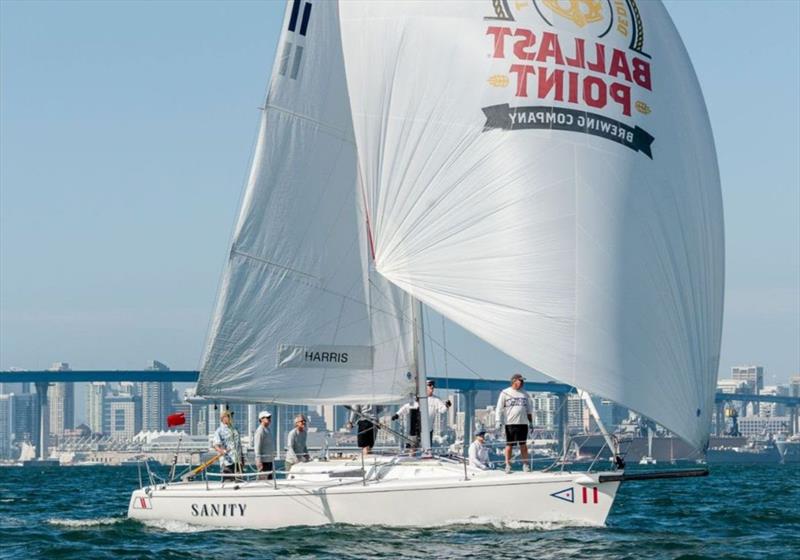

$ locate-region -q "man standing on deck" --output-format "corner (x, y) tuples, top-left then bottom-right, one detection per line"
(213, 410), (244, 478)
(495, 373), (533, 473)
(285, 414), (310, 471)
(391, 380), (451, 450)
(346, 404), (385, 456)
(253, 410), (274, 479)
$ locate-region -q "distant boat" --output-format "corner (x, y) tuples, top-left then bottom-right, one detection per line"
(129, 0), (722, 529)
(639, 427), (657, 465)
(775, 434), (800, 464)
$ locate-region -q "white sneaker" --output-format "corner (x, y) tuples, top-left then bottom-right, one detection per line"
(504, 463), (512, 474)
(522, 463), (530, 472)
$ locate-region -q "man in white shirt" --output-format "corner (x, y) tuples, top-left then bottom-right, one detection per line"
(495, 373), (533, 473)
(392, 380), (451, 449)
(468, 431), (491, 470)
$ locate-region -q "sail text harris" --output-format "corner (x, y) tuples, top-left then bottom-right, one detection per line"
(277, 344), (374, 369)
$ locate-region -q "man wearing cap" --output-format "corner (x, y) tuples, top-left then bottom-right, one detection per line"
(392, 380), (451, 449)
(213, 409), (244, 478)
(253, 410), (275, 479)
(468, 430), (491, 470)
(495, 373), (533, 473)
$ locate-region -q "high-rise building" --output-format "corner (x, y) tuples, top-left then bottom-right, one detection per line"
(12, 392), (39, 446)
(531, 393), (557, 428)
(86, 382), (107, 434)
(139, 361), (172, 431)
(732, 365), (765, 416)
(103, 387), (142, 440)
(319, 405), (350, 432)
(731, 365), (765, 391)
(48, 362), (74, 440)
(0, 394), (14, 459)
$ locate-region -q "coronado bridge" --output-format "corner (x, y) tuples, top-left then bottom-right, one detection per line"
(1, 369), (798, 460)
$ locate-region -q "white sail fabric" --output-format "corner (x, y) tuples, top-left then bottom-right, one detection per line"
(197, 1), (415, 404)
(340, 1), (723, 449)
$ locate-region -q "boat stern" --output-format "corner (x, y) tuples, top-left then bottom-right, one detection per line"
(127, 487), (155, 520)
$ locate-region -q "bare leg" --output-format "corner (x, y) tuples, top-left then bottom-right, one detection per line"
(520, 443), (529, 462)
(504, 444), (512, 465)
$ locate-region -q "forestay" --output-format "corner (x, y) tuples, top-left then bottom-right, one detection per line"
(197, 1), (415, 404)
(339, 0), (723, 449)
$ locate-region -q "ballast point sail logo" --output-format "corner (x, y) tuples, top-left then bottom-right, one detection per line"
(482, 0), (655, 158)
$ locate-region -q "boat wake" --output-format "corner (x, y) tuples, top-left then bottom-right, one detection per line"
(443, 516), (602, 532)
(47, 517), (123, 528)
(140, 519), (247, 533)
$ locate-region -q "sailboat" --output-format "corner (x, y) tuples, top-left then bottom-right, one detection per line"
(128, 0), (723, 528)
(639, 425), (657, 465)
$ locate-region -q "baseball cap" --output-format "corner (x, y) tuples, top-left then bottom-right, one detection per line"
(426, 380), (436, 387)
(476, 430), (487, 437)
(510, 373), (525, 382)
(258, 410), (272, 420)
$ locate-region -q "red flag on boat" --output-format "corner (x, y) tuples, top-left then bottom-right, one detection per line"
(167, 412), (186, 427)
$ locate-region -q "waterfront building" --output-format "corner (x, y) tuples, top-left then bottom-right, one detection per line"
(86, 382), (107, 434)
(760, 385), (789, 417)
(48, 362), (74, 441)
(139, 361), (173, 431)
(737, 415), (791, 439)
(0, 394), (14, 459)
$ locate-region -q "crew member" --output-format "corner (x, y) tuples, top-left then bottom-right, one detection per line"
(253, 410), (274, 479)
(392, 380), (451, 450)
(285, 415), (310, 471)
(346, 404), (384, 455)
(468, 430), (491, 470)
(213, 409), (244, 478)
(495, 373), (533, 473)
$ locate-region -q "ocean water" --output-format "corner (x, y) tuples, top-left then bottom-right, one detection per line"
(1, 463), (798, 559)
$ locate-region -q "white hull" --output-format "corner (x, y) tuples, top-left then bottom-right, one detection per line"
(128, 459), (620, 529)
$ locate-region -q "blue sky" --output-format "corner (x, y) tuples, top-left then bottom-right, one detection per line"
(1, 0), (798, 403)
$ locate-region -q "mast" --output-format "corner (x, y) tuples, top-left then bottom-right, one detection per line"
(412, 297), (432, 453)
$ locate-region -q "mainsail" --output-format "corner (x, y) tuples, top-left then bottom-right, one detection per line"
(197, 1), (415, 404)
(339, 1), (723, 449)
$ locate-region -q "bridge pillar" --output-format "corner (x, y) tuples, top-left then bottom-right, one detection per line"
(34, 382), (50, 460)
(461, 390), (476, 456)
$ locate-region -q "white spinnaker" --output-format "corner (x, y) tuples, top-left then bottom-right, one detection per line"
(197, 1), (414, 404)
(340, 1), (723, 449)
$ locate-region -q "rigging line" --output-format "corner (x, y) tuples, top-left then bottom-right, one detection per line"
(441, 314), (450, 392)
(263, 102), (355, 144)
(231, 249), (319, 281)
